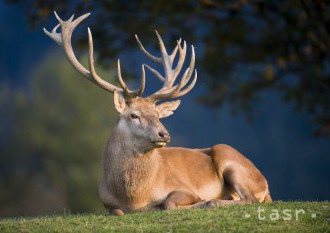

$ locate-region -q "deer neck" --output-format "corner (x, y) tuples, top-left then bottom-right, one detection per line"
(102, 119), (160, 202)
(103, 118), (160, 175)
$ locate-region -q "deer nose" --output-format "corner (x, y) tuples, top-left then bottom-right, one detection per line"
(158, 131), (170, 142)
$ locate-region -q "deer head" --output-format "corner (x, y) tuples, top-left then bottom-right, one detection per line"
(44, 12), (197, 151)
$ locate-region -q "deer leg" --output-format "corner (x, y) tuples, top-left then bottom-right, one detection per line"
(203, 199), (253, 208)
(208, 144), (271, 207)
(203, 182), (259, 208)
(202, 167), (261, 208)
(109, 208), (125, 216)
(163, 190), (206, 210)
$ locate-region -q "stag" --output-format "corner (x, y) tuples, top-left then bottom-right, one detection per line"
(44, 12), (271, 216)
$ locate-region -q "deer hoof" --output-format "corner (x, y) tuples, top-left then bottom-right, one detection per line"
(110, 208), (125, 216)
(204, 199), (222, 208)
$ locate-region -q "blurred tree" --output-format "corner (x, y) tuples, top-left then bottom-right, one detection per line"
(5, 0), (330, 136)
(0, 51), (117, 216)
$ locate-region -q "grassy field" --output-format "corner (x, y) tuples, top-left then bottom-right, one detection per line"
(0, 202), (329, 233)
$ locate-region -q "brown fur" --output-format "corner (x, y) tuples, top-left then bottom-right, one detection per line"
(99, 97), (271, 215)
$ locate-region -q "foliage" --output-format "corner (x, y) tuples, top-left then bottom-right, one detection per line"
(0, 51), (117, 217)
(6, 0), (330, 136)
(0, 202), (329, 232)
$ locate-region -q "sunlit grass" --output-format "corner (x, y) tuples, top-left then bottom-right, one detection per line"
(0, 202), (328, 233)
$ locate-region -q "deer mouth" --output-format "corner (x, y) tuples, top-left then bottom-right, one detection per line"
(153, 141), (167, 147)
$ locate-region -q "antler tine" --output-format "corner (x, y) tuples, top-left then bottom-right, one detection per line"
(144, 64), (165, 82)
(54, 11), (64, 24)
(141, 31), (197, 102)
(135, 34), (162, 63)
(51, 23), (61, 34)
(171, 40), (187, 85)
(135, 31), (184, 87)
(151, 66), (197, 101)
(170, 38), (181, 63)
(117, 59), (133, 96)
(179, 45), (195, 87)
(149, 66), (195, 102)
(44, 12), (123, 94)
(148, 75), (187, 102)
(159, 44), (195, 95)
(43, 25), (61, 45)
(155, 30), (169, 59)
(88, 28), (122, 92)
(154, 30), (176, 88)
(117, 60), (146, 98)
(172, 69), (198, 98)
(137, 65), (146, 96)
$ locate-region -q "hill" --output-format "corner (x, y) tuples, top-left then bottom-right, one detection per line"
(0, 202), (329, 232)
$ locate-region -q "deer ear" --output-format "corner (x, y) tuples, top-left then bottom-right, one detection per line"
(155, 100), (181, 118)
(113, 91), (126, 113)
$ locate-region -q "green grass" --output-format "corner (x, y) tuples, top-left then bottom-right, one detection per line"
(0, 202), (329, 233)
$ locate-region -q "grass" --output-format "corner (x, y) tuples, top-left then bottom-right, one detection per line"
(0, 202), (329, 233)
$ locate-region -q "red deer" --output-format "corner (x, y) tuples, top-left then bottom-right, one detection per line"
(44, 12), (271, 216)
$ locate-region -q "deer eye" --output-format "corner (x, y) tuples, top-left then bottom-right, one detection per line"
(130, 113), (139, 119)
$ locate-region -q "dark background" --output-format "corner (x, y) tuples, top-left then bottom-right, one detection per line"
(0, 0), (329, 217)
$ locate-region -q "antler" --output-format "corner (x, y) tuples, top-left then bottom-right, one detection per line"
(43, 12), (145, 98)
(135, 31), (197, 102)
